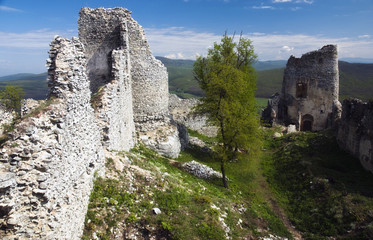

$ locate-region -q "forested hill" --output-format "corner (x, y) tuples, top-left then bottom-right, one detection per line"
(0, 58), (372, 100)
(256, 61), (373, 100)
(157, 57), (373, 100)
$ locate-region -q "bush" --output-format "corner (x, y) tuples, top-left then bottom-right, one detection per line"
(0, 85), (25, 114)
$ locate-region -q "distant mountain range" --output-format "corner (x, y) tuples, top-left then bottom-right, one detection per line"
(0, 57), (372, 101)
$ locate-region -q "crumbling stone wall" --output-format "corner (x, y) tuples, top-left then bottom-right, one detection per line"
(79, 7), (136, 151)
(78, 8), (176, 154)
(79, 7), (169, 133)
(263, 45), (341, 131)
(0, 37), (105, 239)
(0, 107), (14, 135)
(0, 7), (184, 239)
(337, 99), (373, 173)
(169, 94), (217, 137)
(281, 45), (340, 131)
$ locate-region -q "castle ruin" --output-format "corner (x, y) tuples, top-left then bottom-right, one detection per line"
(263, 45), (341, 131)
(0, 7), (182, 239)
(262, 45), (373, 173)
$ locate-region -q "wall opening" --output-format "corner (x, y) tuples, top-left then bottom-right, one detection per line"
(301, 114), (314, 131)
(296, 81), (308, 98)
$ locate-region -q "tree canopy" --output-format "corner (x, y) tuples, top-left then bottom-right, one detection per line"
(193, 34), (261, 188)
(0, 85), (25, 115)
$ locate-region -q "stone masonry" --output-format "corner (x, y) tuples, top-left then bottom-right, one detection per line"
(169, 94), (217, 137)
(262, 45), (373, 174)
(337, 99), (373, 173)
(78, 7), (136, 151)
(0, 7), (183, 239)
(263, 45), (341, 131)
(78, 8), (180, 156)
(0, 37), (105, 239)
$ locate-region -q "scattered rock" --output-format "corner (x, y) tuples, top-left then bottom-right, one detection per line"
(182, 161), (223, 180)
(272, 132), (283, 138)
(287, 124), (297, 133)
(152, 208), (161, 215)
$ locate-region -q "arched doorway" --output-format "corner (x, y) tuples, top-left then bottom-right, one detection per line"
(301, 114), (314, 131)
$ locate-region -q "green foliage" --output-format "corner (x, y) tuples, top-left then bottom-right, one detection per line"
(262, 131), (373, 239)
(187, 128), (217, 145)
(193, 33), (262, 188)
(0, 85), (25, 114)
(155, 188), (189, 213)
(0, 72), (48, 100)
(1, 122), (15, 134)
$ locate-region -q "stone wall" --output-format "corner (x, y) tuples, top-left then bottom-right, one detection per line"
(0, 7), (184, 239)
(78, 7), (136, 151)
(0, 107), (14, 136)
(78, 7), (175, 153)
(127, 16), (169, 132)
(337, 99), (373, 173)
(0, 37), (105, 239)
(79, 7), (169, 133)
(169, 94), (217, 137)
(263, 45), (341, 131)
(281, 45), (339, 131)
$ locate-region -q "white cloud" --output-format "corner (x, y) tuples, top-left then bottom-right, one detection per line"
(282, 45), (294, 51)
(295, 0), (314, 4)
(252, 5), (275, 10)
(0, 6), (22, 12)
(358, 34), (370, 39)
(165, 53), (186, 59)
(0, 29), (74, 49)
(273, 0), (292, 3)
(0, 29), (76, 76)
(144, 27), (373, 61)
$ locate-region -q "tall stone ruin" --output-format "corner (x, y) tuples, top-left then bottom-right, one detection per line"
(263, 45), (341, 131)
(78, 7), (180, 155)
(0, 37), (105, 239)
(0, 7), (181, 239)
(337, 99), (373, 173)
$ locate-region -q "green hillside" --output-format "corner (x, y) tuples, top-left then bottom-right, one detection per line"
(339, 61), (373, 100)
(256, 68), (284, 98)
(0, 72), (48, 100)
(0, 59), (372, 101)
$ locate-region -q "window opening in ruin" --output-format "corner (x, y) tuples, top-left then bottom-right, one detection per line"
(296, 81), (308, 98)
(301, 114), (314, 131)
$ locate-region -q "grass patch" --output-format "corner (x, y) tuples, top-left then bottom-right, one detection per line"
(187, 128), (217, 145)
(83, 142), (292, 239)
(262, 131), (373, 239)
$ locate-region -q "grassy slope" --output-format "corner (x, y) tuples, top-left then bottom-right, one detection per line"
(262, 130), (373, 240)
(82, 133), (293, 240)
(83, 127), (373, 239)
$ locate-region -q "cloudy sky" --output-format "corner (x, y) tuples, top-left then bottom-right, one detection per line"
(0, 0), (372, 76)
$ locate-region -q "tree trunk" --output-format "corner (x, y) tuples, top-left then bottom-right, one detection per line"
(221, 159), (228, 189)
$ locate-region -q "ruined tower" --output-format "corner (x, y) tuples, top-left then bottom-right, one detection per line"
(279, 45), (340, 131)
(78, 8), (180, 156)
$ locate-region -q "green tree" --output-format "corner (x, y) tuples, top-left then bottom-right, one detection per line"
(0, 85), (25, 115)
(193, 34), (261, 188)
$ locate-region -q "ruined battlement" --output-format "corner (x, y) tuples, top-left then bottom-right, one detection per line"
(279, 45), (340, 131)
(0, 7), (181, 239)
(337, 99), (373, 173)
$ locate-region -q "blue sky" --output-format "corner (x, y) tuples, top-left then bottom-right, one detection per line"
(0, 0), (372, 76)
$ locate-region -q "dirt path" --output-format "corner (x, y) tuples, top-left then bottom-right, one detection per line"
(257, 175), (303, 240)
